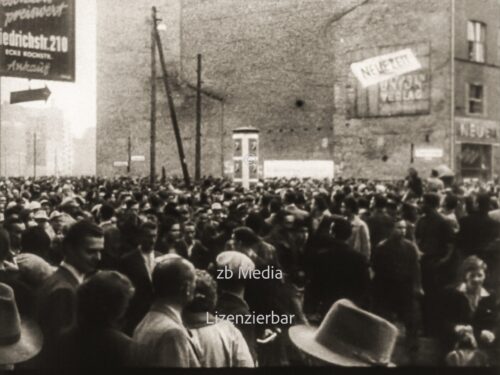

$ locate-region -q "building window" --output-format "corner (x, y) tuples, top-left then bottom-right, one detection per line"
(460, 143), (492, 181)
(467, 21), (486, 63)
(467, 83), (485, 115)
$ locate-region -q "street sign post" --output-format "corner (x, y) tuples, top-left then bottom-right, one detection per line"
(10, 86), (51, 104)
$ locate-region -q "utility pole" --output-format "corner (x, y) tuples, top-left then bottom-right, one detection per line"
(33, 131), (37, 179)
(154, 14), (191, 187)
(220, 102), (225, 177)
(127, 135), (132, 174)
(195, 54), (202, 181)
(150, 6), (157, 186)
(0, 77), (2, 178)
(54, 150), (58, 176)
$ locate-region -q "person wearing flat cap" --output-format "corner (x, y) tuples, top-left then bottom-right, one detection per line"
(0, 283), (43, 370)
(215, 251), (258, 363)
(289, 299), (399, 366)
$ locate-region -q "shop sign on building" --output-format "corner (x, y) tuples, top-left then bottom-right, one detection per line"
(347, 42), (431, 117)
(0, 0), (75, 81)
(131, 155), (145, 162)
(415, 148), (444, 160)
(456, 117), (500, 143)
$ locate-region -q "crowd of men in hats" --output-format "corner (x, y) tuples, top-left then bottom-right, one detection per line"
(0, 169), (498, 368)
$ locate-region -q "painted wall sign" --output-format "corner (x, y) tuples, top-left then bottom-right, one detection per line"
(379, 73), (428, 103)
(456, 117), (500, 142)
(347, 42), (431, 117)
(351, 48), (421, 88)
(0, 0), (75, 81)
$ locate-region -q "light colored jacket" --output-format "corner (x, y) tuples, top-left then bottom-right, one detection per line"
(347, 215), (371, 261)
(133, 302), (201, 367)
(185, 312), (255, 367)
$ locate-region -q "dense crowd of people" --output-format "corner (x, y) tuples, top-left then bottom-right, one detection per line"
(0, 168), (498, 368)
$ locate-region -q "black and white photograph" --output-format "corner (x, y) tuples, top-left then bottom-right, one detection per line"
(0, 0), (498, 370)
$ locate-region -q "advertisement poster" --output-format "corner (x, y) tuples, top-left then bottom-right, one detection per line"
(249, 138), (258, 157)
(233, 160), (242, 179)
(0, 0), (75, 81)
(234, 139), (242, 157)
(249, 159), (258, 179)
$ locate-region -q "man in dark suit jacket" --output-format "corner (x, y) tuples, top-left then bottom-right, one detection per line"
(182, 221), (212, 270)
(306, 217), (370, 319)
(51, 271), (136, 369)
(119, 220), (160, 335)
(36, 220), (104, 367)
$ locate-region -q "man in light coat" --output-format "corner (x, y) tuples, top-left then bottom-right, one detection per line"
(133, 257), (201, 367)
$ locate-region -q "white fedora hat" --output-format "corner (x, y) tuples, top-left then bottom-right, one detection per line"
(289, 299), (398, 366)
(0, 283), (43, 365)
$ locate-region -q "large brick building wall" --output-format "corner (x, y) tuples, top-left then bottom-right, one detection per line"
(330, 0), (452, 179)
(96, 0), (500, 180)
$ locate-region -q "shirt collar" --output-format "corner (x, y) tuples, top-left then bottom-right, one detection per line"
(60, 261), (85, 284)
(221, 290), (250, 309)
(164, 305), (183, 324)
(151, 301), (183, 325)
(141, 250), (155, 262)
(457, 283), (490, 297)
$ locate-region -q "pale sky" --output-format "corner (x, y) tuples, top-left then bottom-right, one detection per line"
(1, 0), (96, 138)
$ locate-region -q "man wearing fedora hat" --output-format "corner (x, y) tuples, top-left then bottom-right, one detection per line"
(289, 299), (399, 366)
(0, 283), (43, 370)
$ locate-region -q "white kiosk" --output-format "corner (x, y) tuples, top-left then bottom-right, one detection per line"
(232, 127), (259, 189)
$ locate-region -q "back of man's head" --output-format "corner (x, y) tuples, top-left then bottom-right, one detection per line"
(443, 193), (458, 211)
(477, 193), (492, 214)
(100, 204), (114, 221)
(423, 193), (440, 210)
(344, 196), (359, 215)
(331, 217), (352, 242)
(63, 220), (103, 252)
(284, 190), (296, 205)
(152, 258), (195, 304)
(373, 194), (387, 210)
(233, 226), (259, 248)
(215, 251), (254, 293)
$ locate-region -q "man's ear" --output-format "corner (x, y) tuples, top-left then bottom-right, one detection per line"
(180, 280), (193, 299)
